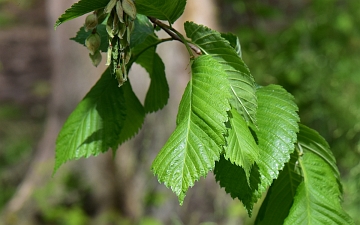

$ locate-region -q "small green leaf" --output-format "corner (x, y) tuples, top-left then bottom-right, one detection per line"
(54, 68), (126, 173)
(70, 24), (109, 52)
(185, 22), (257, 125)
(284, 125), (354, 225)
(136, 47), (169, 113)
(221, 32), (242, 58)
(152, 55), (231, 204)
(224, 108), (260, 183)
(118, 80), (145, 145)
(136, 0), (187, 24)
(55, 0), (108, 29)
(255, 153), (302, 225)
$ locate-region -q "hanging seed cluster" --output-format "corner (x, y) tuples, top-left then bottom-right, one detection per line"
(105, 0), (136, 87)
(84, 10), (106, 67)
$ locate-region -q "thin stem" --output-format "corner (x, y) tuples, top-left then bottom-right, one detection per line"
(127, 38), (173, 69)
(148, 16), (202, 57)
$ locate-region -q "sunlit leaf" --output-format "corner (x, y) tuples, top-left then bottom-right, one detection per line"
(185, 22), (257, 125)
(284, 125), (354, 225)
(224, 108), (260, 183)
(152, 55), (231, 204)
(215, 84), (299, 214)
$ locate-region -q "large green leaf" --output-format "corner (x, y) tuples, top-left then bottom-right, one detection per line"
(55, 0), (108, 29)
(136, 0), (187, 24)
(118, 80), (145, 145)
(184, 22), (257, 125)
(284, 125), (354, 225)
(255, 153), (302, 225)
(136, 47), (169, 113)
(215, 84), (299, 214)
(54, 68), (126, 173)
(224, 108), (260, 183)
(152, 55), (231, 204)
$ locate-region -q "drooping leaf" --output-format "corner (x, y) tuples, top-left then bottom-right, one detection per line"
(136, 47), (169, 113)
(118, 80), (145, 145)
(136, 0), (187, 24)
(55, 0), (108, 29)
(284, 125), (354, 225)
(255, 153), (302, 225)
(185, 22), (257, 125)
(54, 68), (126, 173)
(152, 55), (231, 204)
(70, 24), (109, 52)
(214, 156), (261, 213)
(224, 108), (260, 183)
(215, 84), (299, 214)
(221, 32), (242, 58)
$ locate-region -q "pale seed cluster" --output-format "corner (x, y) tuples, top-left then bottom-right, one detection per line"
(84, 0), (136, 87)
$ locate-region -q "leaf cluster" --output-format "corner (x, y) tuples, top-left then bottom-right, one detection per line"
(53, 0), (354, 223)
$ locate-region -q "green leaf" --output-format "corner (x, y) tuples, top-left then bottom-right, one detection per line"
(184, 22), (257, 125)
(224, 108), (260, 183)
(131, 14), (155, 48)
(54, 68), (126, 173)
(118, 80), (145, 145)
(255, 153), (302, 225)
(214, 156), (261, 213)
(136, 0), (187, 24)
(221, 32), (242, 58)
(70, 24), (109, 52)
(215, 84), (299, 214)
(284, 125), (354, 225)
(136, 47), (169, 113)
(55, 0), (108, 29)
(297, 124), (341, 188)
(152, 55), (231, 204)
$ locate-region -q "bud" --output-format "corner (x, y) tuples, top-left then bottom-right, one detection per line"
(122, 0), (136, 21)
(89, 50), (102, 67)
(84, 14), (98, 31)
(85, 33), (101, 55)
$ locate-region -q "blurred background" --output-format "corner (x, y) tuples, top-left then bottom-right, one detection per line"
(0, 0), (359, 224)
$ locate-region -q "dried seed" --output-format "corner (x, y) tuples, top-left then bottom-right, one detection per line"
(89, 50), (102, 67)
(122, 0), (136, 20)
(85, 33), (101, 55)
(84, 14), (98, 31)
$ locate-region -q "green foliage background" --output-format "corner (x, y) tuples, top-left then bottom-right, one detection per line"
(218, 0), (360, 222)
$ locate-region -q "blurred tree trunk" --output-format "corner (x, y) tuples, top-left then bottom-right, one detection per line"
(2, 0), (106, 223)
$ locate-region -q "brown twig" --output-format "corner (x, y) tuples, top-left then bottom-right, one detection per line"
(148, 16), (202, 55)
